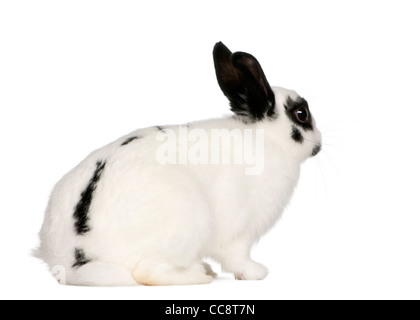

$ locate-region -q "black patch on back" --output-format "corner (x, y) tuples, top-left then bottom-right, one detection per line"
(121, 136), (140, 146)
(73, 160), (106, 235)
(291, 126), (304, 143)
(312, 144), (322, 157)
(72, 248), (91, 268)
(284, 97), (313, 131)
(157, 126), (166, 132)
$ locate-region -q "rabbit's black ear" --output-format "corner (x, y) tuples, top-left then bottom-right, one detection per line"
(213, 42), (275, 121)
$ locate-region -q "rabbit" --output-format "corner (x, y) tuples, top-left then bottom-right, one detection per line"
(35, 42), (322, 286)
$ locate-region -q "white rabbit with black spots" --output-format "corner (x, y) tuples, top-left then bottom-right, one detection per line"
(35, 42), (322, 286)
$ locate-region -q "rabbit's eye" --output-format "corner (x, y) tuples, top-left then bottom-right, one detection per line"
(294, 107), (309, 123)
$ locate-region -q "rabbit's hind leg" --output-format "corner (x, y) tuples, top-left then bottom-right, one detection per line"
(132, 260), (213, 286)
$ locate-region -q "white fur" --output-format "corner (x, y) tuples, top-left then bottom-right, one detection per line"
(35, 87), (321, 286)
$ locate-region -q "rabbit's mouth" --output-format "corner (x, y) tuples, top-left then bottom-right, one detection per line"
(311, 144), (322, 157)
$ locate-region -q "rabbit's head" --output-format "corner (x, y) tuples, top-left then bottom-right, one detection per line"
(214, 42), (321, 162)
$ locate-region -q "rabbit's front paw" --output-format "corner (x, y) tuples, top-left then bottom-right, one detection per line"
(234, 261), (268, 280)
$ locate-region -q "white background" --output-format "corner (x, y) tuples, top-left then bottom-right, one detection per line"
(1, 0), (419, 300)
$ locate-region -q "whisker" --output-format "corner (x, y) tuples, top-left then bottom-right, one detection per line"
(318, 149), (343, 181)
(305, 94), (327, 102)
(319, 119), (358, 130)
(315, 156), (329, 195)
(316, 136), (354, 146)
(302, 73), (316, 98)
(322, 144), (357, 164)
(303, 136), (317, 143)
(303, 136), (348, 147)
(321, 128), (353, 134)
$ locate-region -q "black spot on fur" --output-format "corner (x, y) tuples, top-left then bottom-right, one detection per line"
(72, 248), (91, 268)
(291, 126), (304, 143)
(157, 126), (166, 132)
(312, 144), (322, 157)
(284, 96), (313, 131)
(121, 136), (140, 146)
(73, 160), (106, 235)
